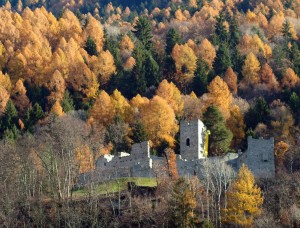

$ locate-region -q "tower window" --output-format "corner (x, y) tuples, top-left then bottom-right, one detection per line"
(186, 138), (190, 146)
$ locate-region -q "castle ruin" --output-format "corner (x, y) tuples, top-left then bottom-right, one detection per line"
(81, 119), (275, 184)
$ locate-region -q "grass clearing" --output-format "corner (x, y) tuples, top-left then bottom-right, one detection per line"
(73, 177), (157, 197)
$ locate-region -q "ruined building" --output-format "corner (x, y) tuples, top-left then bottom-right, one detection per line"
(82, 119), (275, 184)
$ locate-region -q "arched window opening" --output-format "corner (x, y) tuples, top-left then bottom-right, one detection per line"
(186, 138), (190, 146)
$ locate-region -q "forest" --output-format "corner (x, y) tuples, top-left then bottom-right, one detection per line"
(0, 0), (300, 227)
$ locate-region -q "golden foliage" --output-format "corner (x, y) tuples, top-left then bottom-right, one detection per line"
(223, 67), (238, 94)
(226, 105), (245, 148)
(88, 90), (115, 128)
(123, 56), (136, 71)
(281, 68), (300, 89)
(110, 89), (131, 122)
(242, 52), (261, 86)
(198, 38), (216, 67)
(119, 35), (134, 52)
(11, 79), (30, 115)
(0, 86), (9, 114)
(140, 96), (178, 147)
(206, 76), (233, 119)
(0, 71), (12, 92)
(50, 100), (64, 116)
(75, 144), (95, 173)
(164, 148), (178, 180)
(275, 141), (289, 160)
(171, 43), (197, 84)
(90, 50), (116, 85)
(156, 80), (184, 118)
(223, 164), (263, 226)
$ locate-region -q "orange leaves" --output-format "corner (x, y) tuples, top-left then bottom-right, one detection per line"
(75, 144), (95, 173)
(88, 90), (115, 128)
(242, 52), (261, 86)
(89, 50), (116, 85)
(275, 141), (289, 160)
(156, 80), (183, 118)
(139, 96), (178, 147)
(206, 76), (233, 119)
(0, 86), (9, 114)
(171, 43), (197, 85)
(198, 39), (216, 68)
(281, 68), (300, 89)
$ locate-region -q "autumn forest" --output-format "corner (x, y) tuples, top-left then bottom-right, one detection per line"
(0, 0), (300, 227)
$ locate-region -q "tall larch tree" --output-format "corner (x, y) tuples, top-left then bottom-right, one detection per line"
(140, 96), (178, 147)
(0, 86), (9, 115)
(198, 38), (216, 68)
(164, 147), (179, 180)
(260, 63), (279, 91)
(88, 90), (115, 128)
(226, 105), (245, 149)
(11, 79), (30, 115)
(223, 67), (238, 94)
(83, 16), (104, 53)
(242, 52), (261, 86)
(89, 50), (116, 85)
(110, 89), (132, 122)
(156, 80), (184, 118)
(171, 43), (197, 86)
(281, 67), (300, 89)
(206, 76), (233, 120)
(223, 164), (263, 227)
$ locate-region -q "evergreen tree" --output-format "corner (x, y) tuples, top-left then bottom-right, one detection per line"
(193, 58), (210, 96)
(229, 16), (241, 48)
(245, 97), (270, 129)
(133, 16), (153, 51)
(282, 20), (293, 41)
(214, 14), (229, 45)
(61, 91), (75, 113)
(203, 106), (233, 156)
(84, 36), (98, 56)
(213, 43), (231, 76)
(169, 178), (197, 228)
(145, 51), (160, 87)
(128, 42), (147, 97)
(165, 28), (182, 55)
(290, 42), (300, 75)
(289, 92), (300, 113)
(24, 103), (45, 132)
(131, 121), (149, 143)
(0, 100), (20, 139)
(231, 48), (244, 79)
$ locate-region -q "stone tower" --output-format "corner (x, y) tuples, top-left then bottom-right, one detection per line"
(180, 119), (208, 160)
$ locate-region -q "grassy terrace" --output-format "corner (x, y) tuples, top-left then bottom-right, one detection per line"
(73, 177), (158, 197)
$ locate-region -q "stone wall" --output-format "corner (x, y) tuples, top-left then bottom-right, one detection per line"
(237, 136), (275, 178)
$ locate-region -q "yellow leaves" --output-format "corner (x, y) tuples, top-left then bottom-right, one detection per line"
(88, 90), (115, 128)
(239, 34), (271, 58)
(46, 70), (66, 104)
(11, 79), (30, 115)
(226, 105), (245, 148)
(198, 38), (216, 68)
(246, 10), (256, 22)
(50, 100), (64, 116)
(140, 96), (178, 147)
(110, 89), (131, 122)
(0, 71), (12, 92)
(89, 50), (116, 85)
(0, 86), (9, 114)
(242, 52), (261, 86)
(119, 35), (134, 52)
(281, 68), (300, 89)
(207, 76), (233, 119)
(75, 144), (95, 173)
(223, 164), (263, 226)
(84, 15), (104, 52)
(171, 43), (197, 84)
(123, 56), (136, 71)
(156, 80), (183, 118)
(275, 141), (289, 160)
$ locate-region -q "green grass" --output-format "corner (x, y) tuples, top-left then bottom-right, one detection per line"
(73, 177), (157, 197)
